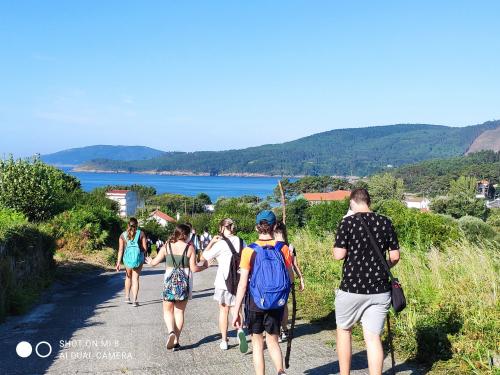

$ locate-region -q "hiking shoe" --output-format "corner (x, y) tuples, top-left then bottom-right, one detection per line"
(279, 330), (289, 343)
(219, 340), (228, 350)
(237, 328), (248, 353)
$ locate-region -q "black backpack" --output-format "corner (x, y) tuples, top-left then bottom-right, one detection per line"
(223, 236), (244, 295)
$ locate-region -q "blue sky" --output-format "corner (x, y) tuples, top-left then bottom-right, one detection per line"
(1, 1), (499, 157)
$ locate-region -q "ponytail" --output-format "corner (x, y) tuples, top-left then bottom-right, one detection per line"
(127, 217), (138, 240)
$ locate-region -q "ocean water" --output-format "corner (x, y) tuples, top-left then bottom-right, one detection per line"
(65, 169), (283, 201)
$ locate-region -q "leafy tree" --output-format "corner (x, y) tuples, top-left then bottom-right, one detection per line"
(93, 184), (156, 200)
(195, 193), (212, 205)
(285, 198), (310, 228)
(146, 193), (207, 216)
(430, 176), (488, 219)
(0, 157), (80, 221)
(368, 173), (405, 204)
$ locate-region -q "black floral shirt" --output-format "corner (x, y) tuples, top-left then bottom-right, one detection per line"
(334, 213), (399, 294)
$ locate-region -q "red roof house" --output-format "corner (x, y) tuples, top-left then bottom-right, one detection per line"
(302, 190), (351, 203)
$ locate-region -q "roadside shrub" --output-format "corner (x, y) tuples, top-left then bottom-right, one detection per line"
(0, 224), (55, 320)
(486, 209), (500, 231)
(0, 157), (81, 221)
(458, 216), (497, 242)
(0, 208), (27, 235)
(305, 200), (349, 235)
(375, 200), (461, 250)
(47, 205), (123, 252)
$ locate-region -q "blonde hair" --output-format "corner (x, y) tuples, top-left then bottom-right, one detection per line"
(218, 218), (235, 235)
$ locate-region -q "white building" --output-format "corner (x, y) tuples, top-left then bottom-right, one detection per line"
(150, 209), (176, 227)
(404, 196), (431, 211)
(105, 190), (140, 218)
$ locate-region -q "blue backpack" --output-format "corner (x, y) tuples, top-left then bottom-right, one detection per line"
(248, 241), (291, 310)
(123, 230), (144, 269)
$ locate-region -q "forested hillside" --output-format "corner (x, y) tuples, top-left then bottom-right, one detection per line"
(390, 150), (500, 195)
(78, 121), (500, 176)
(42, 145), (165, 166)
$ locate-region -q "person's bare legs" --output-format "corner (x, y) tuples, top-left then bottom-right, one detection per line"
(173, 300), (188, 344)
(131, 264), (142, 302)
(281, 305), (289, 332)
(163, 301), (175, 333)
(124, 268), (132, 300)
(363, 327), (384, 375)
(219, 304), (231, 342)
(251, 333), (265, 375)
(337, 327), (352, 375)
(265, 333), (285, 373)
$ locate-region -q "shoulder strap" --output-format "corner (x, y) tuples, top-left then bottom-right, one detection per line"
(134, 229), (141, 242)
(168, 242), (180, 269)
(356, 214), (395, 281)
(222, 236), (238, 256)
(181, 244), (190, 269)
(239, 238), (244, 251)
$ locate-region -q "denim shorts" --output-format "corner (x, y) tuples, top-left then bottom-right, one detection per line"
(335, 289), (391, 335)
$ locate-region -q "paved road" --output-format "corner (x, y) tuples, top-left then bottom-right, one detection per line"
(0, 265), (423, 374)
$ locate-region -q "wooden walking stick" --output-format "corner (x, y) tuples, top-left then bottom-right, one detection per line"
(279, 180), (296, 369)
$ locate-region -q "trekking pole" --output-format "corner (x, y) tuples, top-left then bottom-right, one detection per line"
(387, 315), (396, 375)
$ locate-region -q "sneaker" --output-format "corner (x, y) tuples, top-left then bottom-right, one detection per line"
(133, 301), (139, 307)
(237, 328), (248, 353)
(278, 371), (287, 375)
(219, 340), (228, 350)
(124, 297), (132, 304)
(172, 343), (181, 352)
(279, 330), (289, 343)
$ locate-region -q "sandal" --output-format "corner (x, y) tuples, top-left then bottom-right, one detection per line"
(166, 332), (176, 350)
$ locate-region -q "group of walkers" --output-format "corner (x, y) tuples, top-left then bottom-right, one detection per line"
(115, 188), (401, 375)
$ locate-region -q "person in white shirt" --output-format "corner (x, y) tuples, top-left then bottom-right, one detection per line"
(201, 218), (247, 351)
(200, 227), (212, 250)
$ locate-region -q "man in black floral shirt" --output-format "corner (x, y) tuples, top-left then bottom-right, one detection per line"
(333, 188), (400, 375)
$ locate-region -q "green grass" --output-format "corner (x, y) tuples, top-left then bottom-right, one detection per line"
(291, 229), (500, 374)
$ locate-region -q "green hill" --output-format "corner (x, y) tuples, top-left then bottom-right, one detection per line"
(391, 150), (500, 195)
(42, 145), (165, 166)
(78, 121), (500, 176)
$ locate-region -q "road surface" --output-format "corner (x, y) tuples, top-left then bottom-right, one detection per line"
(0, 265), (423, 374)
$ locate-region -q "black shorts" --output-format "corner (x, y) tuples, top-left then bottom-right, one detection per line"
(247, 308), (284, 335)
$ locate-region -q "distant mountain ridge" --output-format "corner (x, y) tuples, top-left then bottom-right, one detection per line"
(42, 145), (165, 166)
(73, 120), (500, 176)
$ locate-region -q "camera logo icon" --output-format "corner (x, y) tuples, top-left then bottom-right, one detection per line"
(16, 341), (52, 358)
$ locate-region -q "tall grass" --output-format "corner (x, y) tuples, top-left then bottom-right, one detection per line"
(291, 229), (500, 374)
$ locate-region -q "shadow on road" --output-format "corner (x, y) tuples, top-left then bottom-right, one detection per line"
(0, 269), (128, 375)
(304, 350), (426, 375)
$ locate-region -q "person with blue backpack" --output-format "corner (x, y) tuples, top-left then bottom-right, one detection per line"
(232, 210), (293, 375)
(145, 224), (208, 351)
(116, 217), (147, 307)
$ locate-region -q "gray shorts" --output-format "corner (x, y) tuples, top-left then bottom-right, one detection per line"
(335, 289), (391, 335)
(213, 288), (236, 306)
